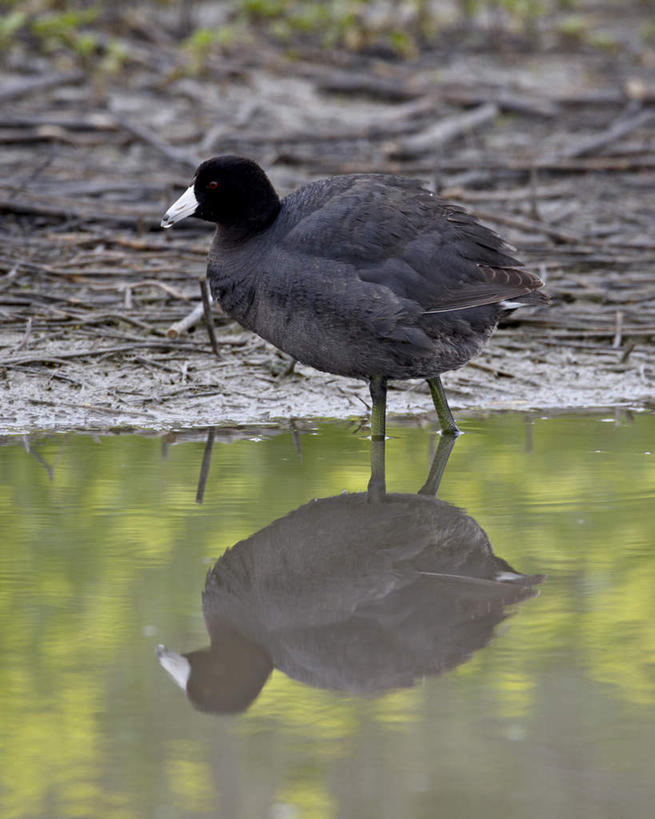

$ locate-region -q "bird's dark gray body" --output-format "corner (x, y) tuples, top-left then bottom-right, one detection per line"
(156, 491), (543, 709)
(161, 156), (547, 434)
(207, 174), (538, 380)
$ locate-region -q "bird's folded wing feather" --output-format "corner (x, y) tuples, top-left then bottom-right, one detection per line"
(281, 177), (546, 314)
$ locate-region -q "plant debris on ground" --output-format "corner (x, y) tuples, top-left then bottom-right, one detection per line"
(1, 0), (654, 432)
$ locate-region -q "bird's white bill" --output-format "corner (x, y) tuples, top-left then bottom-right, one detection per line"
(161, 185), (198, 228)
(156, 644), (191, 690)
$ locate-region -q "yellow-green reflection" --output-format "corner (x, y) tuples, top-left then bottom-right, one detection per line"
(0, 412), (654, 818)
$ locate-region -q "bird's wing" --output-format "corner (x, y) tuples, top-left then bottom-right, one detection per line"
(281, 176), (546, 313)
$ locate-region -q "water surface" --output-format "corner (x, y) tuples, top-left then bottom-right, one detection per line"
(1, 412), (654, 818)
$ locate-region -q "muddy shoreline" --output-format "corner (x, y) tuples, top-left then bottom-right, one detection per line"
(2, 4), (654, 434)
(2, 324), (649, 434)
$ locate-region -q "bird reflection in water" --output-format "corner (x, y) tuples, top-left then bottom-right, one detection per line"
(157, 436), (544, 713)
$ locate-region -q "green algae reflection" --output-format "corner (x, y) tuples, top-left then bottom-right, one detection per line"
(0, 412), (654, 818)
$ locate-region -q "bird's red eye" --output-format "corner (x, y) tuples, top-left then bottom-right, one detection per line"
(207, 180), (219, 190)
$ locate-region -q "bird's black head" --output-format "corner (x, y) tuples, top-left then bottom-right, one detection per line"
(157, 626), (273, 715)
(161, 155), (281, 238)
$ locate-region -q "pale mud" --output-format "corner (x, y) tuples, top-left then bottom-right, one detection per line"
(1, 324), (649, 434)
(2, 5), (654, 435)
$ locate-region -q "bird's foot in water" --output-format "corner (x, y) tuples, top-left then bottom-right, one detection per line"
(438, 421), (461, 438)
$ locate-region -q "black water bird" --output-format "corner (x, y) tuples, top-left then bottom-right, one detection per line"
(162, 156), (547, 436)
(156, 490), (543, 714)
(156, 438), (544, 713)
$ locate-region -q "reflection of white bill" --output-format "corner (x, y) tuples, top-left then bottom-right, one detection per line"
(156, 643), (190, 689)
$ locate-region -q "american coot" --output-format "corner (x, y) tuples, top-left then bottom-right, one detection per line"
(162, 156), (547, 435)
(156, 471), (543, 713)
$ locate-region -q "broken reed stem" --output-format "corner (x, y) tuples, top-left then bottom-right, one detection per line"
(167, 303), (204, 338)
(200, 278), (220, 359)
(612, 310), (624, 349)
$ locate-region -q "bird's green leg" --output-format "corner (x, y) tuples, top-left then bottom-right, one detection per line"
(418, 432), (458, 497)
(426, 376), (460, 436)
(369, 375), (387, 441)
(368, 376), (388, 499)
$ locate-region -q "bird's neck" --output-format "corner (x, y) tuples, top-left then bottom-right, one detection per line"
(217, 197), (281, 245)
